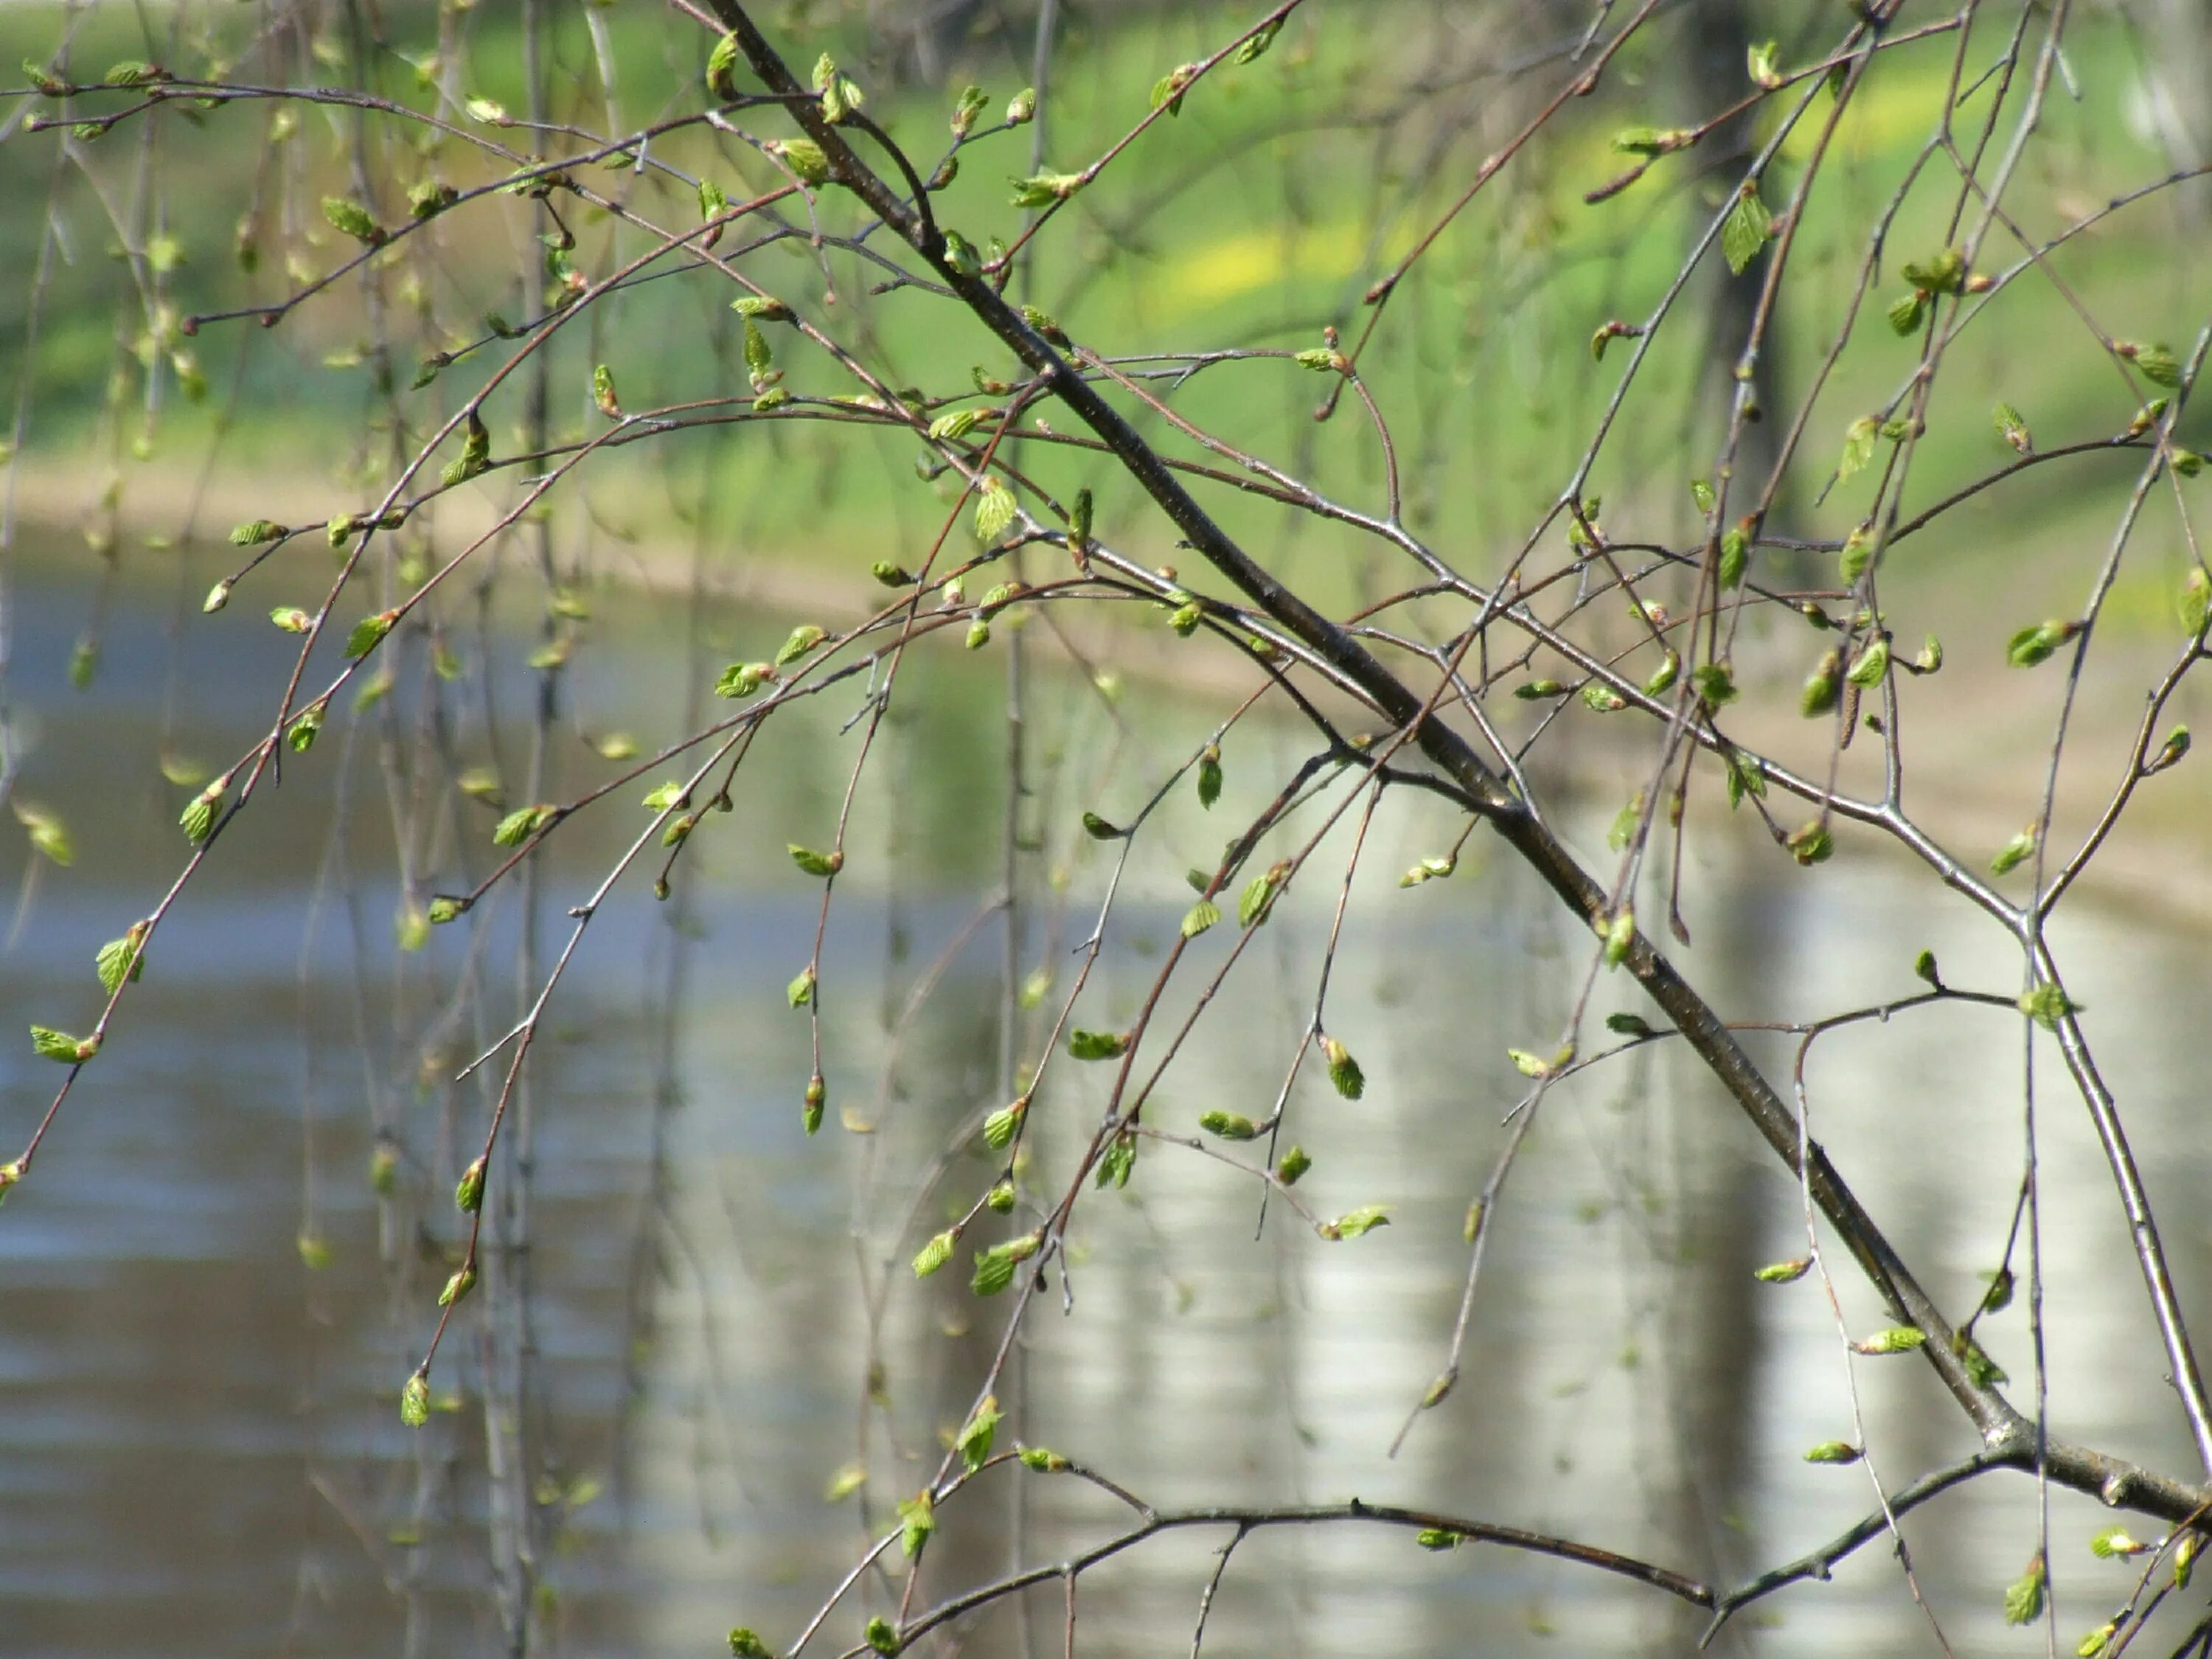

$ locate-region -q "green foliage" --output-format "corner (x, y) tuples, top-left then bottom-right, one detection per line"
(1720, 184), (1772, 274)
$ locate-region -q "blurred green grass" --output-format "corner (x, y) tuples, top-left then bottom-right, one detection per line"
(1, 0), (2205, 643)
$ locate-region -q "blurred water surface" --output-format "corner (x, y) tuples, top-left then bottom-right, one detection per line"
(1, 532), (2209, 1659)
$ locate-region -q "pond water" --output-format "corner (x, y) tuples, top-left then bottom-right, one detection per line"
(1, 526), (2209, 1659)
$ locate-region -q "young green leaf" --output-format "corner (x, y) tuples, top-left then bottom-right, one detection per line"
(1990, 827), (2037, 877)
(912, 1230), (956, 1279)
(1320, 1204), (1391, 1241)
(974, 477), (1018, 543)
(2018, 981), (2081, 1030)
(1721, 184), (1772, 274)
(788, 844), (843, 878)
(30, 1024), (99, 1063)
(774, 625), (825, 667)
(94, 928), (148, 995)
(2004, 1556), (2047, 1626)
(321, 195), (384, 246)
(955, 1395), (1001, 1471)
(1180, 899), (1220, 939)
(950, 83), (989, 137)
(1068, 1029), (1126, 1061)
(895, 1490), (933, 1557)
(1837, 416), (1878, 481)
(2124, 342), (2182, 388)
(1320, 1034), (1365, 1099)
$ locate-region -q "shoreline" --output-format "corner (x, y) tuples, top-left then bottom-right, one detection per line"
(6, 451), (2208, 931)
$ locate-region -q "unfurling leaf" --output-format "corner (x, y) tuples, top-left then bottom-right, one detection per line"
(912, 1231), (956, 1279)
(1180, 900), (1220, 939)
(321, 195), (384, 246)
(1801, 650), (1841, 717)
(1804, 1440), (1862, 1464)
(705, 32), (741, 99)
(716, 661), (773, 698)
(2018, 981), (2081, 1030)
(1901, 248), (1965, 295)
(2122, 342), (2182, 388)
(1785, 821), (1833, 865)
(768, 138), (829, 185)
(1276, 1145), (1312, 1185)
(788, 844), (843, 878)
(493, 804), (555, 847)
(1754, 1258), (1811, 1284)
(974, 478), (1018, 543)
(1321, 1034), (1365, 1099)
(787, 967), (816, 1009)
(1837, 416), (1878, 481)
(1199, 1110), (1259, 1141)
(1008, 170), (1085, 209)
(95, 929), (148, 995)
(1990, 827), (2037, 877)
(1994, 400), (2032, 453)
(1239, 866), (1285, 928)
(726, 1630), (774, 1659)
(895, 1490), (933, 1557)
(950, 84), (989, 138)
(2004, 1555), (2048, 1626)
(1196, 746), (1222, 807)
(1235, 19), (1284, 64)
(1846, 637), (1889, 688)
(775, 625), (825, 667)
(400, 1371), (431, 1428)
(1068, 1029), (1126, 1061)
(30, 1024), (100, 1063)
(863, 1615), (900, 1656)
(345, 612), (395, 659)
(2008, 619), (2079, 667)
(1955, 1334), (2008, 1388)
(1320, 1204), (1391, 1241)
(2148, 726), (2191, 775)
(955, 1396), (1001, 1471)
(983, 1100), (1026, 1150)
(1851, 1325), (1927, 1355)
(16, 803), (72, 866)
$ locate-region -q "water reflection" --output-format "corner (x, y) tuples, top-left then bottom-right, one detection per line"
(1, 535), (2208, 1658)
